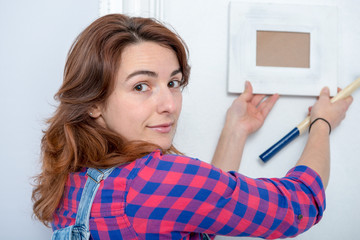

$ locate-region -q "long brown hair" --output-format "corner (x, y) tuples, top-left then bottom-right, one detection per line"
(32, 14), (190, 226)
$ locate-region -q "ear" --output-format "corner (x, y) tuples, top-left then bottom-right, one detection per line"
(89, 104), (102, 118)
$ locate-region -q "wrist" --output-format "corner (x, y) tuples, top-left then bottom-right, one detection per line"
(309, 118), (332, 134)
(224, 115), (254, 136)
(222, 121), (250, 139)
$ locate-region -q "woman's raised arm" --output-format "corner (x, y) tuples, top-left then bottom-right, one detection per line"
(212, 81), (279, 171)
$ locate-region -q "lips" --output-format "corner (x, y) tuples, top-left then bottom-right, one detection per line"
(147, 122), (174, 133)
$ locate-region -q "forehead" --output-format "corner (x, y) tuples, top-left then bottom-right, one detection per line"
(119, 41), (180, 72)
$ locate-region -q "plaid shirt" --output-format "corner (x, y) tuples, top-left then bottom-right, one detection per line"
(52, 150), (325, 239)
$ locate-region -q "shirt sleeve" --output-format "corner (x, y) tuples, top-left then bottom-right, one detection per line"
(125, 150), (326, 239)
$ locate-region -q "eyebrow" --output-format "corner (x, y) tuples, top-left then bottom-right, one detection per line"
(126, 68), (182, 81)
(170, 69), (182, 77)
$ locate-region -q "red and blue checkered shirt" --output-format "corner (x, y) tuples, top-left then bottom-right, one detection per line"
(52, 150), (325, 239)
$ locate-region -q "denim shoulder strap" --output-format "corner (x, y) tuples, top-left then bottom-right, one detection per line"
(75, 168), (115, 226)
(51, 167), (115, 240)
(201, 233), (211, 240)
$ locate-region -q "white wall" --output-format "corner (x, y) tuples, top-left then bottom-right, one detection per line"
(167, 0), (360, 239)
(1, 0), (359, 239)
(0, 0), (99, 239)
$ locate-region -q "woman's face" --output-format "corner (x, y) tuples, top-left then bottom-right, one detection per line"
(95, 41), (183, 149)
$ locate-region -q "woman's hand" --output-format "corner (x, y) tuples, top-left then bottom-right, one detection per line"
(225, 81), (279, 136)
(297, 87), (353, 189)
(310, 87), (353, 130)
(212, 81), (278, 171)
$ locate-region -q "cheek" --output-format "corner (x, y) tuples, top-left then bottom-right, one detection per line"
(176, 93), (183, 115)
(108, 97), (151, 129)
(102, 96), (135, 129)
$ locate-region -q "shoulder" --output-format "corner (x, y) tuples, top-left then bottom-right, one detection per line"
(133, 149), (220, 180)
(141, 149), (212, 171)
(126, 149), (235, 197)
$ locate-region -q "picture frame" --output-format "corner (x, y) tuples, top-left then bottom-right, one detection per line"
(228, 1), (338, 96)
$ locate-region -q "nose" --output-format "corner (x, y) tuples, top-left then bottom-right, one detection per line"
(155, 86), (179, 114)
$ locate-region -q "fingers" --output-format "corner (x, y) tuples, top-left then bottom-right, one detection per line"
(346, 95), (353, 105)
(331, 86), (353, 110)
(340, 95), (353, 111)
(240, 81), (279, 118)
(259, 94), (279, 118)
(251, 94), (266, 106)
(308, 106), (312, 116)
(242, 81), (269, 106)
(241, 81), (253, 101)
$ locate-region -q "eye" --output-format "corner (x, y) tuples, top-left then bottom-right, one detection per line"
(134, 83), (149, 92)
(168, 80), (181, 88)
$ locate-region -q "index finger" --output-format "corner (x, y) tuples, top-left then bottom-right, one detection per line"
(259, 94), (279, 118)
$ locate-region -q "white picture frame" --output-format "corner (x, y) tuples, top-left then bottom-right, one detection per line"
(228, 1), (338, 96)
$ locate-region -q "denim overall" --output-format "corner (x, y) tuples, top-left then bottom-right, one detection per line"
(51, 167), (115, 240)
(51, 167), (211, 240)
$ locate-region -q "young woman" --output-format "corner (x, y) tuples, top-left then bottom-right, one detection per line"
(32, 14), (353, 239)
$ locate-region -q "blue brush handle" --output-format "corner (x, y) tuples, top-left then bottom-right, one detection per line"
(259, 78), (360, 162)
(259, 127), (300, 162)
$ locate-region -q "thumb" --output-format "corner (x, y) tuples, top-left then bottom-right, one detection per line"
(242, 81), (253, 101)
(319, 86), (330, 99)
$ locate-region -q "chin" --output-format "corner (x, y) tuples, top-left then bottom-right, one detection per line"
(158, 142), (172, 151)
(152, 137), (173, 151)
